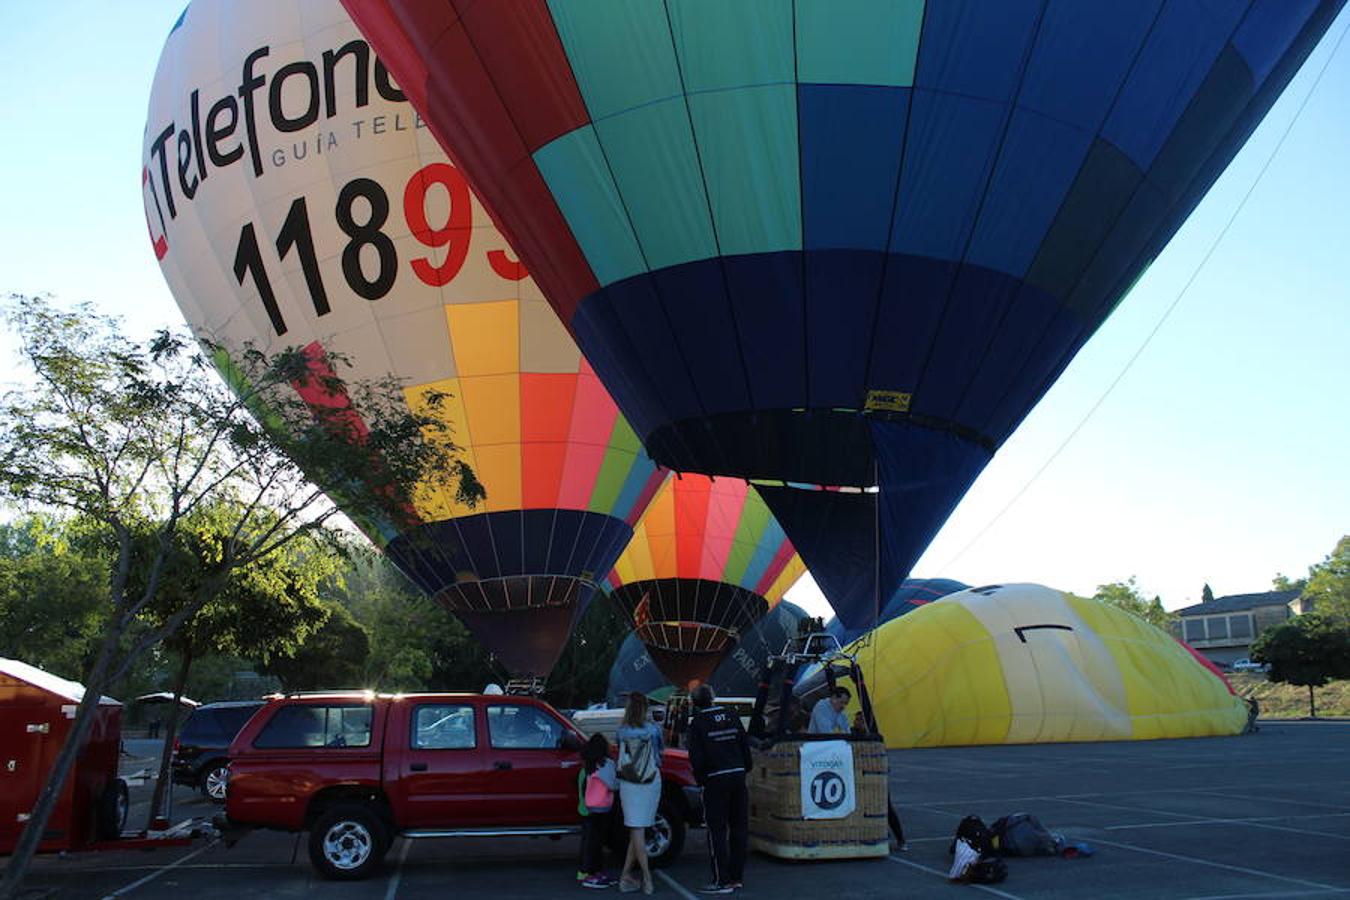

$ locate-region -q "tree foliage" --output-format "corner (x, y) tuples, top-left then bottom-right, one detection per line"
(1250, 613), (1350, 717)
(259, 603), (371, 691)
(0, 516), (108, 678)
(1301, 535), (1350, 622)
(1201, 583), (1215, 604)
(0, 294), (479, 896)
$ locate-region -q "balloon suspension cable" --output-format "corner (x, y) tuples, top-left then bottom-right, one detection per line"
(936, 12), (1350, 576)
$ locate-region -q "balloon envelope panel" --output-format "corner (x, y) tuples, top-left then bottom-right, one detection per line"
(143, 0), (664, 674)
(607, 474), (803, 686)
(344, 0), (1343, 623)
(852, 584), (1248, 748)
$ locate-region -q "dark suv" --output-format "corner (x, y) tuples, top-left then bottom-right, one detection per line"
(172, 700), (265, 801)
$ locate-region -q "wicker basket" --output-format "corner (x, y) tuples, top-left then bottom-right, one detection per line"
(748, 737), (890, 860)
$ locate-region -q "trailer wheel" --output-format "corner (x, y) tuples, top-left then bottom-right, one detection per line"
(97, 777), (129, 840)
(308, 804), (389, 880)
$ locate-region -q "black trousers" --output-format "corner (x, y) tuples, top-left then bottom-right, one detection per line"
(888, 798), (906, 844)
(579, 809), (610, 874)
(703, 773), (749, 885)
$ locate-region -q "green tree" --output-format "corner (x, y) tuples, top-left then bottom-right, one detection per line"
(1201, 583), (1215, 604)
(259, 603), (370, 690)
(546, 593), (631, 709)
(1272, 573), (1309, 593)
(0, 295), (480, 897)
(1301, 536), (1350, 622)
(1077, 578), (1175, 630)
(1250, 614), (1350, 717)
(140, 505), (340, 822)
(0, 516), (108, 677)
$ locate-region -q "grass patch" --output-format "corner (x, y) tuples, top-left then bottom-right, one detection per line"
(1228, 673), (1350, 718)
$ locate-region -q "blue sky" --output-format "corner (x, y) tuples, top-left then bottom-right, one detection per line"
(0, 2), (1346, 619)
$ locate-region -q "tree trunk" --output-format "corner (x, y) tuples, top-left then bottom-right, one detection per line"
(0, 624), (121, 900)
(146, 648), (194, 829)
(1308, 683), (1317, 719)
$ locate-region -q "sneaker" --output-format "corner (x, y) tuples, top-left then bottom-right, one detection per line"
(581, 875), (610, 889)
(726, 882), (744, 891)
(578, 871), (589, 882)
(699, 885), (733, 895)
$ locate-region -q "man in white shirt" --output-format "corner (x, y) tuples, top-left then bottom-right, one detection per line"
(808, 687), (851, 734)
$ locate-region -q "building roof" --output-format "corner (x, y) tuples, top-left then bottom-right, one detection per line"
(0, 657), (121, 706)
(1175, 590), (1301, 617)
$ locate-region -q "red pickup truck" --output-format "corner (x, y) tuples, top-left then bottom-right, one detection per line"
(221, 692), (702, 879)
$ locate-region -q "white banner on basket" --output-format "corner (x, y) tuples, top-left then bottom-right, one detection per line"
(799, 740), (855, 819)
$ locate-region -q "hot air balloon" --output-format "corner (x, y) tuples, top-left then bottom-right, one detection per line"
(826, 577), (969, 647)
(608, 600), (811, 706)
(344, 0), (1344, 628)
(606, 474), (804, 687)
(843, 584), (1249, 748)
(142, 0), (665, 676)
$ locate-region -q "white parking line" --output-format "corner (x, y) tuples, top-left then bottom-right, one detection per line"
(887, 853), (1024, 900)
(656, 870), (698, 900)
(1176, 890), (1350, 900)
(1087, 838), (1345, 892)
(101, 839), (218, 898)
(383, 838), (412, 900)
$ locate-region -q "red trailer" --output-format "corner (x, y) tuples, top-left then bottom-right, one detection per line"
(0, 658), (128, 855)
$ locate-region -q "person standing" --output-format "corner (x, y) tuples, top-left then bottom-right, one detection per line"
(577, 733), (619, 888)
(616, 692), (663, 894)
(686, 685), (751, 895)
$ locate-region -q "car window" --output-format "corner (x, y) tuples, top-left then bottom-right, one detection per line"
(412, 704), (476, 750)
(253, 704), (373, 749)
(213, 706), (261, 736)
(179, 710), (222, 742)
(487, 704), (563, 750)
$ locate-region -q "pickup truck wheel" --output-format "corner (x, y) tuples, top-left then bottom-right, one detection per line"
(309, 805), (388, 880)
(646, 803), (685, 868)
(201, 763), (230, 802)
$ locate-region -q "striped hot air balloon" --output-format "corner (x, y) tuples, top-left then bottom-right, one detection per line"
(607, 475), (804, 687)
(142, 0), (665, 676)
(345, 0), (1344, 629)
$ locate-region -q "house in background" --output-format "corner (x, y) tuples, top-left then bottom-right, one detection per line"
(1173, 590), (1301, 667)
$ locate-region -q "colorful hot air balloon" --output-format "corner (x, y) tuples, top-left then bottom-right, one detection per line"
(606, 475), (804, 687)
(345, 1), (1344, 627)
(142, 0), (665, 675)
(846, 584), (1249, 748)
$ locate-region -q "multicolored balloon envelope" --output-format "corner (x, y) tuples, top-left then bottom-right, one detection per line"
(607, 475), (804, 688)
(345, 0), (1343, 628)
(142, 0), (664, 675)
(849, 584), (1248, 748)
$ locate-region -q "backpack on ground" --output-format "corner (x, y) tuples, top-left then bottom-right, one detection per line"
(948, 814), (993, 856)
(617, 733), (657, 784)
(966, 857), (1009, 884)
(990, 813), (1059, 857)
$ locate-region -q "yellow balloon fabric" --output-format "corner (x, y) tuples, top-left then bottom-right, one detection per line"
(850, 584), (1248, 748)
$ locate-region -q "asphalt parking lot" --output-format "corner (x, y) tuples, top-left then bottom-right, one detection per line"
(14, 720), (1349, 899)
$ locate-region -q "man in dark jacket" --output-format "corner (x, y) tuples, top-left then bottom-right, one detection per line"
(686, 684), (751, 894)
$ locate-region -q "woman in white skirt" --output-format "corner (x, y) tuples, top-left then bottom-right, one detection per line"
(615, 692), (663, 894)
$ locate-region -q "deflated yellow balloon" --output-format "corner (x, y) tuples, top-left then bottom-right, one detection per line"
(851, 583), (1248, 748)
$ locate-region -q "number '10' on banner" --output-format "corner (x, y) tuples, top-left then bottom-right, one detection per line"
(800, 741), (856, 820)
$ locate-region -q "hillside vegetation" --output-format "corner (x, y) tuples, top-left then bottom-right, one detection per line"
(1229, 673), (1350, 718)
